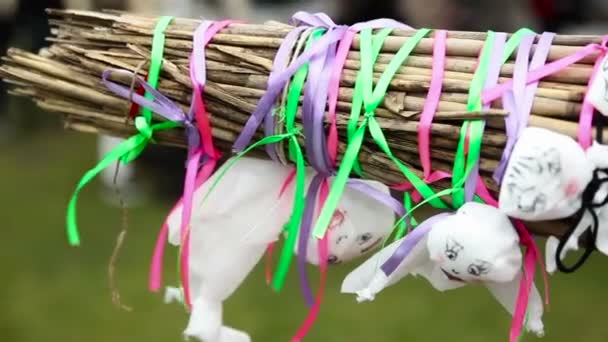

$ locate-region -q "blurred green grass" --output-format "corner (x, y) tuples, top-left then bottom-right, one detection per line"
(2, 118), (608, 341)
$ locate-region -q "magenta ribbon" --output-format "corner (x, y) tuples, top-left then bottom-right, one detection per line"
(288, 13), (409, 308)
(267, 13), (411, 341)
(482, 39), (608, 105)
(493, 33), (554, 182)
(466, 33), (549, 342)
(143, 20), (234, 309)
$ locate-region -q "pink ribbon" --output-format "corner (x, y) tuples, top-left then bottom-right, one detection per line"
(291, 181), (330, 342)
(477, 35), (608, 342)
(397, 29), (549, 341)
(482, 39), (608, 106)
(282, 17), (409, 342)
(418, 30), (447, 179)
(577, 37), (608, 149)
(148, 20), (235, 310)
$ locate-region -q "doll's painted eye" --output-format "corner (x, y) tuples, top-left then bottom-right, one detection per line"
(467, 260), (491, 276)
(445, 250), (458, 260)
(336, 235), (348, 245)
(444, 238), (464, 261)
(356, 233), (373, 245)
(468, 264), (482, 276)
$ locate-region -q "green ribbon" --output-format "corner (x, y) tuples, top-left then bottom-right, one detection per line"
(271, 28), (325, 291)
(347, 28), (393, 176)
(394, 192), (417, 241)
(451, 28), (534, 207)
(125, 16), (174, 161)
(313, 28), (448, 239)
(66, 16), (174, 246)
(191, 29), (325, 292)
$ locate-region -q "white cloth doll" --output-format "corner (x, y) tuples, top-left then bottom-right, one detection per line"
(164, 156), (395, 342)
(498, 127), (608, 273)
(342, 202), (545, 336)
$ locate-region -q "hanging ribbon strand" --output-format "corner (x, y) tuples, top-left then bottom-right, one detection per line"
(313, 27), (448, 240)
(270, 28), (325, 291)
(65, 16), (174, 246)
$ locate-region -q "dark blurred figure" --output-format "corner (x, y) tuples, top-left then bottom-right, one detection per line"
(0, 0), (62, 59)
(531, 0), (589, 31)
(337, 0), (405, 25)
(336, 0), (536, 32)
(0, 0), (63, 141)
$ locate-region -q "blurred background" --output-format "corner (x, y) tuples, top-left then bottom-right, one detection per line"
(2, 0), (608, 341)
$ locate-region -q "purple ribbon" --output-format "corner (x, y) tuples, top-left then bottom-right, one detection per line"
(463, 33), (507, 201)
(101, 69), (201, 150)
(302, 28), (344, 174)
(380, 212), (451, 276)
(289, 14), (411, 307)
(263, 26), (308, 162)
(296, 175), (407, 306)
(233, 28), (346, 152)
(297, 173), (325, 305)
(493, 32), (555, 183)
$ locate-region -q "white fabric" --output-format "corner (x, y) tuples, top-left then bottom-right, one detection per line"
(342, 202), (544, 336)
(499, 127), (594, 221)
(165, 157), (395, 342)
(503, 133), (608, 272)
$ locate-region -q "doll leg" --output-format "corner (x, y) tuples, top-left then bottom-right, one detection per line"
(217, 326), (251, 342)
(184, 295), (251, 342)
(184, 296), (223, 341)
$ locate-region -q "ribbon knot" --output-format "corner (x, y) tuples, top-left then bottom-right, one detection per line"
(102, 70), (194, 139)
(290, 126), (304, 137)
(135, 116), (154, 141)
(364, 111), (375, 118)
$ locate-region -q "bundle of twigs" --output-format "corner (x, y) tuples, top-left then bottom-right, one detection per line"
(1, 9), (604, 236)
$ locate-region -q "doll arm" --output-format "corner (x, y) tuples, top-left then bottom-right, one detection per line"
(596, 209), (608, 254)
(341, 234), (430, 302)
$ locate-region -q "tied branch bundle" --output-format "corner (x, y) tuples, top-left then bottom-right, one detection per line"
(1, 9), (603, 237)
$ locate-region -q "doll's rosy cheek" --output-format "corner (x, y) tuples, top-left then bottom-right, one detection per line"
(564, 179), (579, 197)
(431, 254), (445, 263)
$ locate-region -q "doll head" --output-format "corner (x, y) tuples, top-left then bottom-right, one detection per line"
(304, 180), (395, 266)
(499, 127), (594, 221)
(427, 202), (522, 283)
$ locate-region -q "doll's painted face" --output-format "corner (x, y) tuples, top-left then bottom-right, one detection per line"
(324, 210), (384, 265)
(499, 127), (594, 221)
(304, 180), (395, 266)
(427, 203), (522, 283)
(503, 146), (562, 214)
(305, 209), (386, 266)
(436, 236), (493, 282)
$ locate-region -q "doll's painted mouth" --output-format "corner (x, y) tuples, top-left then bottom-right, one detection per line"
(360, 238), (383, 254)
(441, 268), (465, 282)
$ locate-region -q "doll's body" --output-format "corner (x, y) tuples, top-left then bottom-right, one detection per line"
(499, 127), (608, 272)
(342, 202), (545, 336)
(165, 157), (395, 342)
